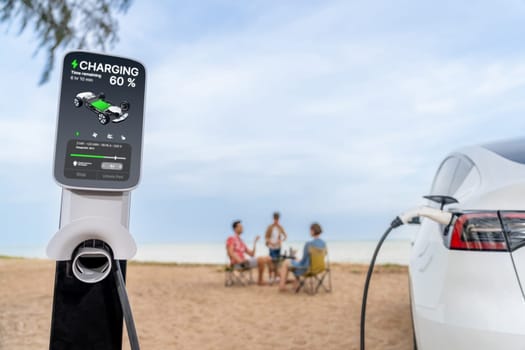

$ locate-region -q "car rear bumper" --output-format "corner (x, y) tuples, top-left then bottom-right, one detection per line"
(414, 307), (525, 350)
(411, 246), (525, 350)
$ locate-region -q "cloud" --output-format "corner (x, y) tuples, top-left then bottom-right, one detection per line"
(0, 119), (55, 164)
(3, 0), (525, 244)
(135, 12), (525, 217)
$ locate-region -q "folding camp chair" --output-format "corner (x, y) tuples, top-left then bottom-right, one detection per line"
(224, 260), (254, 287)
(295, 246), (332, 295)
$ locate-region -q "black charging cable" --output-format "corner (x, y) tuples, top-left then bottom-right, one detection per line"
(114, 261), (141, 350)
(360, 216), (404, 350)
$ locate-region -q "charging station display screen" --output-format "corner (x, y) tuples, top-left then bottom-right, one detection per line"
(54, 52), (146, 190)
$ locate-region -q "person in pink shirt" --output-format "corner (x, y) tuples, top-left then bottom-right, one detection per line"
(226, 220), (271, 285)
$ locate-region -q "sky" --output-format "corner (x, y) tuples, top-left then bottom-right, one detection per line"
(2, 0), (525, 247)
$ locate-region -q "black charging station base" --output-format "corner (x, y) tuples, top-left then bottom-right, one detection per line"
(49, 260), (127, 350)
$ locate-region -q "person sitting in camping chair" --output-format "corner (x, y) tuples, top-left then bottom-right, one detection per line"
(226, 220), (272, 286)
(278, 222), (330, 293)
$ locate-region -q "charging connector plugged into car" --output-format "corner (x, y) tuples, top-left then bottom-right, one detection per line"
(359, 201), (454, 350)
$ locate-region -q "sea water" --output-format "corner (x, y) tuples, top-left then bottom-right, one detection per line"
(1, 240), (412, 265)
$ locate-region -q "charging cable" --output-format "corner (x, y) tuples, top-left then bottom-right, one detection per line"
(114, 261), (141, 350)
(359, 207), (452, 350)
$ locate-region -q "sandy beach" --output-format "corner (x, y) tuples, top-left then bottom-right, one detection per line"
(0, 258), (413, 350)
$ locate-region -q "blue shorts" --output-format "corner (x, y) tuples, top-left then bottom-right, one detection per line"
(290, 260), (307, 276)
(269, 248), (281, 260)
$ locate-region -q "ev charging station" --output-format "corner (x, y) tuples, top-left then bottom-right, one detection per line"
(47, 51), (146, 350)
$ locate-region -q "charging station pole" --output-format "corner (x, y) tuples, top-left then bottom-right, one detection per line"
(47, 51), (146, 350)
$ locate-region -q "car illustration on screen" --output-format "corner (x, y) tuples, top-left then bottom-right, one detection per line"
(73, 91), (130, 125)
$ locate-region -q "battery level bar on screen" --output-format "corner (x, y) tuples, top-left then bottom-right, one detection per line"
(70, 153), (126, 161)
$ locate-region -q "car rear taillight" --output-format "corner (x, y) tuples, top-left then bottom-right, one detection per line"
(449, 212), (508, 251)
(500, 212), (525, 251)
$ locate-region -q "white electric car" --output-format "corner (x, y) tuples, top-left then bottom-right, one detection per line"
(410, 138), (525, 349)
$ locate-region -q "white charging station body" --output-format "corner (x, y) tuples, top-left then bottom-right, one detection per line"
(49, 51), (146, 349)
(47, 189), (137, 261)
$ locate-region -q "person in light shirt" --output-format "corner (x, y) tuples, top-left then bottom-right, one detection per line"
(278, 223), (326, 292)
(265, 212), (287, 283)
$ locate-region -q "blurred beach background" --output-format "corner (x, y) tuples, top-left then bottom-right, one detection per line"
(0, 239), (412, 264)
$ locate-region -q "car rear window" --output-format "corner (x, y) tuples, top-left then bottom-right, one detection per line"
(91, 99), (111, 112)
(430, 155), (474, 197)
(484, 139), (525, 164)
